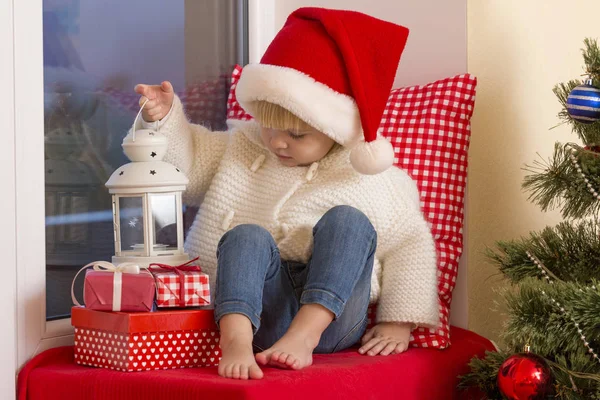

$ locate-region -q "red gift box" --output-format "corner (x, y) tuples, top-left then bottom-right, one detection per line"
(72, 307), (221, 372)
(71, 262), (156, 312)
(83, 269), (155, 312)
(149, 258), (211, 308)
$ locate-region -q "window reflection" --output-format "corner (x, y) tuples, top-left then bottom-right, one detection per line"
(44, 0), (248, 320)
(151, 194), (178, 251)
(118, 197), (145, 254)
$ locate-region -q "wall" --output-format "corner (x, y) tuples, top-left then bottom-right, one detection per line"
(274, 0), (467, 87)
(467, 0), (600, 343)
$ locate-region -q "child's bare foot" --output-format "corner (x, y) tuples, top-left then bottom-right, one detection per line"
(218, 315), (263, 380)
(255, 328), (319, 370)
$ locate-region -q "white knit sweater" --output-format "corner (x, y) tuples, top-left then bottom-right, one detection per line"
(138, 96), (439, 327)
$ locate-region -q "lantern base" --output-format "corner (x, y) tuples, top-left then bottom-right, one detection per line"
(112, 253), (191, 268)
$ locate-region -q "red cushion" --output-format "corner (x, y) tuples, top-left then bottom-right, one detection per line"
(18, 326), (493, 400)
(227, 65), (477, 349)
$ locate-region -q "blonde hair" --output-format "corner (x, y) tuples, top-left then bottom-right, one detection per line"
(251, 101), (315, 133)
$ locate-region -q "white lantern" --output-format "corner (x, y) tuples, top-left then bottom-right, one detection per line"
(105, 117), (189, 267)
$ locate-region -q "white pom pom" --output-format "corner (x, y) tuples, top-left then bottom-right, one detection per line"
(349, 138), (394, 175)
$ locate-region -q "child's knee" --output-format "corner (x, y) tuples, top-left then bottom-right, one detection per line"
(319, 206), (375, 234)
(218, 224), (275, 249)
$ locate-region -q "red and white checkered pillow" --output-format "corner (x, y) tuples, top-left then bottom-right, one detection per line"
(379, 74), (476, 349)
(227, 65), (476, 349)
(226, 66), (254, 122)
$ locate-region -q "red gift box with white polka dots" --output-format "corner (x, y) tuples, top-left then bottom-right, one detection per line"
(71, 307), (221, 372)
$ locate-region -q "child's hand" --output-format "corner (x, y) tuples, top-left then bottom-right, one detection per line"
(358, 322), (412, 356)
(134, 81), (175, 122)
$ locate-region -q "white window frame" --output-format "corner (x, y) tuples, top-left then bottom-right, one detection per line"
(7, 0), (275, 385)
(2, 0), (18, 398)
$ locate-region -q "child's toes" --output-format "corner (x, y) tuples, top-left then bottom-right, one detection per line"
(232, 364), (241, 379)
(239, 365), (249, 380)
(277, 353), (290, 365)
(271, 351), (283, 364)
(249, 364), (264, 379)
(284, 355), (296, 367)
(223, 364), (233, 378)
(255, 351), (270, 365)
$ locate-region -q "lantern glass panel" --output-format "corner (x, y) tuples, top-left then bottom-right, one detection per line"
(150, 193), (178, 251)
(118, 196), (145, 253)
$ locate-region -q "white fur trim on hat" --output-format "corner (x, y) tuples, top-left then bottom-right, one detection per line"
(349, 137), (395, 175)
(236, 64), (362, 147)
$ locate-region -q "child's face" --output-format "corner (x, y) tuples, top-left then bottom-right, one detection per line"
(260, 126), (335, 167)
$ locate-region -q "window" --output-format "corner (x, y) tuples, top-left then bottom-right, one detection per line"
(42, 0), (249, 321)
(13, 0), (273, 370)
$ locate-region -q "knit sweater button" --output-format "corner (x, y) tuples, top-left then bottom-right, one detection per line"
(305, 162), (319, 181)
(280, 223), (290, 237)
(221, 210), (235, 230)
(250, 154), (266, 172)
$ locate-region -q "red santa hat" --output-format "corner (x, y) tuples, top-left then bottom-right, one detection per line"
(235, 7), (409, 175)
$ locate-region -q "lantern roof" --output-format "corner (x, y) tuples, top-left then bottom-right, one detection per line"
(105, 126), (188, 193)
(105, 160), (188, 193)
(122, 128), (169, 162)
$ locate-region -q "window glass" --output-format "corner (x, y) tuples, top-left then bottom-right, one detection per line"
(44, 0), (248, 320)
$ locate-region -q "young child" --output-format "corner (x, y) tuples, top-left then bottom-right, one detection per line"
(133, 7), (438, 380)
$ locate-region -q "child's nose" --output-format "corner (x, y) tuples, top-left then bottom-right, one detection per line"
(270, 132), (289, 149)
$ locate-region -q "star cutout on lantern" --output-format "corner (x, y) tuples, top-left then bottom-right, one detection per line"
(151, 151), (157, 157)
(150, 170), (156, 175)
(129, 217), (138, 228)
(119, 171), (124, 176)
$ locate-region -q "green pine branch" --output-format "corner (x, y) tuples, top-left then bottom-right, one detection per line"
(461, 37), (600, 399)
(460, 349), (600, 399)
(554, 38), (600, 145)
(583, 38), (600, 79)
(459, 279), (600, 398)
(502, 279), (600, 359)
(523, 143), (600, 219)
(463, 220), (600, 398)
(458, 351), (507, 399)
(486, 220), (600, 284)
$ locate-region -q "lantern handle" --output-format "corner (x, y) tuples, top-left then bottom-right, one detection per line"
(132, 98), (153, 143)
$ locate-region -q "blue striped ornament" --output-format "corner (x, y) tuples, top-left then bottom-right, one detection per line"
(567, 79), (600, 124)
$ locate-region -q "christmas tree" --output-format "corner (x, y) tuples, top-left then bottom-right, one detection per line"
(460, 38), (600, 399)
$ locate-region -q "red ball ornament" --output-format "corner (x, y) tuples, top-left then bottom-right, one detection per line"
(497, 353), (553, 400)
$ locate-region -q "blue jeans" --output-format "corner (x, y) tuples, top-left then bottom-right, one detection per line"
(214, 205), (377, 353)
